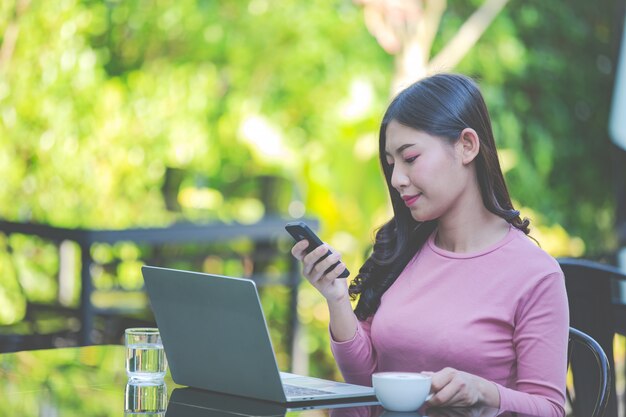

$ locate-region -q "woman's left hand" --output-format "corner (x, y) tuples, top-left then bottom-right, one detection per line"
(424, 368), (500, 408)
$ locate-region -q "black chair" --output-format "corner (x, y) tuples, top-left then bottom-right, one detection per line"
(559, 258), (626, 417)
(568, 327), (611, 417)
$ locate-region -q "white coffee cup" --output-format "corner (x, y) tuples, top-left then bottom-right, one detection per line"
(372, 372), (432, 412)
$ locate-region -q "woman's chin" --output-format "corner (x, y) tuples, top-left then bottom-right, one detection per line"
(410, 211), (434, 223)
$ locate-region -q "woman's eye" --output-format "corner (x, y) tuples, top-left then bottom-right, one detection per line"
(404, 155), (418, 163)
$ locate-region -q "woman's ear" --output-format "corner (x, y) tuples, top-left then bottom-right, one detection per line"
(458, 128), (480, 165)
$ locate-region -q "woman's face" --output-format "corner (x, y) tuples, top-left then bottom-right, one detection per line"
(384, 120), (473, 223)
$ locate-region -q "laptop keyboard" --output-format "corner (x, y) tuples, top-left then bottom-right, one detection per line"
(283, 384), (334, 396)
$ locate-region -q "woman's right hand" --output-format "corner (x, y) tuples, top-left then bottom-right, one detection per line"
(291, 240), (349, 303)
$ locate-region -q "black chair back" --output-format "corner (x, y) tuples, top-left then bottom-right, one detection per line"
(560, 258), (626, 417)
(568, 327), (611, 417)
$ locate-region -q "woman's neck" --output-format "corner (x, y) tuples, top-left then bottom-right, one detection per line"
(434, 206), (511, 254)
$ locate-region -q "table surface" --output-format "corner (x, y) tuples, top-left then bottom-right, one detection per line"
(0, 345), (535, 416)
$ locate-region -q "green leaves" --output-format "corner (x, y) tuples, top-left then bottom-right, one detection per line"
(0, 0), (619, 380)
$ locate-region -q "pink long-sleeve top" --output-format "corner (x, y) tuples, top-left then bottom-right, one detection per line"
(331, 227), (569, 417)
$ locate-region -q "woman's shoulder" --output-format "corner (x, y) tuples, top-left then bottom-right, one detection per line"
(505, 228), (563, 279)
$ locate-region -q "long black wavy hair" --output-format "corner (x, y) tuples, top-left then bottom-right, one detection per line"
(348, 73), (530, 321)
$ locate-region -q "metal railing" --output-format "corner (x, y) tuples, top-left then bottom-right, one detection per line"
(0, 217), (317, 361)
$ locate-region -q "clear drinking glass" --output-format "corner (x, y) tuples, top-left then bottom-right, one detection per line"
(125, 328), (168, 381)
(124, 379), (167, 417)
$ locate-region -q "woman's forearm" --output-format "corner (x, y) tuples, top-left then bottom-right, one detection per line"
(328, 295), (358, 342)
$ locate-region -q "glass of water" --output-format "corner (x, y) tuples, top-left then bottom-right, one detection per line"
(125, 379), (167, 416)
(125, 328), (168, 381)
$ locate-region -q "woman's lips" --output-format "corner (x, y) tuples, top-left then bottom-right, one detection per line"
(403, 194), (421, 207)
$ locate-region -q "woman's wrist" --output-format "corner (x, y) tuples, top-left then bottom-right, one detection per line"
(327, 291), (351, 308)
(327, 294), (353, 320)
(478, 378), (501, 408)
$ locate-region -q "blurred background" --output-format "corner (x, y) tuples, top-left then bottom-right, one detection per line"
(0, 0), (625, 393)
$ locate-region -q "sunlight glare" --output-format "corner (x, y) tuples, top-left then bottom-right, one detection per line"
(240, 114), (292, 163)
(339, 78), (374, 121)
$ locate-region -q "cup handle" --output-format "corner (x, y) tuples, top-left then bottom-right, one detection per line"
(425, 393), (433, 402)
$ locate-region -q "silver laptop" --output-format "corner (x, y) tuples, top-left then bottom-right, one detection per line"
(141, 266), (376, 403)
(166, 387), (379, 416)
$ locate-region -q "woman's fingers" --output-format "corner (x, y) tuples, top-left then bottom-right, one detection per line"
(303, 245), (330, 275)
(427, 368), (482, 408)
(291, 240), (310, 260)
(290, 240), (349, 302)
(313, 252), (341, 275)
(330, 261), (347, 279)
(315, 255), (346, 285)
(292, 242), (347, 300)
(303, 244), (329, 264)
(306, 246), (347, 285)
(428, 370), (457, 406)
(433, 383), (464, 407)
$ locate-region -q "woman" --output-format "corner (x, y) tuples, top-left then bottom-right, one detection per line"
(292, 73), (568, 417)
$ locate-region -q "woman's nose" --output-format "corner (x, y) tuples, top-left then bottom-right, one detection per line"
(390, 166), (409, 190)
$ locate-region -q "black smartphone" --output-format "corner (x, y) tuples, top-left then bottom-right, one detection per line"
(285, 221), (350, 278)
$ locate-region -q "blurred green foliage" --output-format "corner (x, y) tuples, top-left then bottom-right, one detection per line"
(0, 0), (621, 382)
(444, 0), (619, 257)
